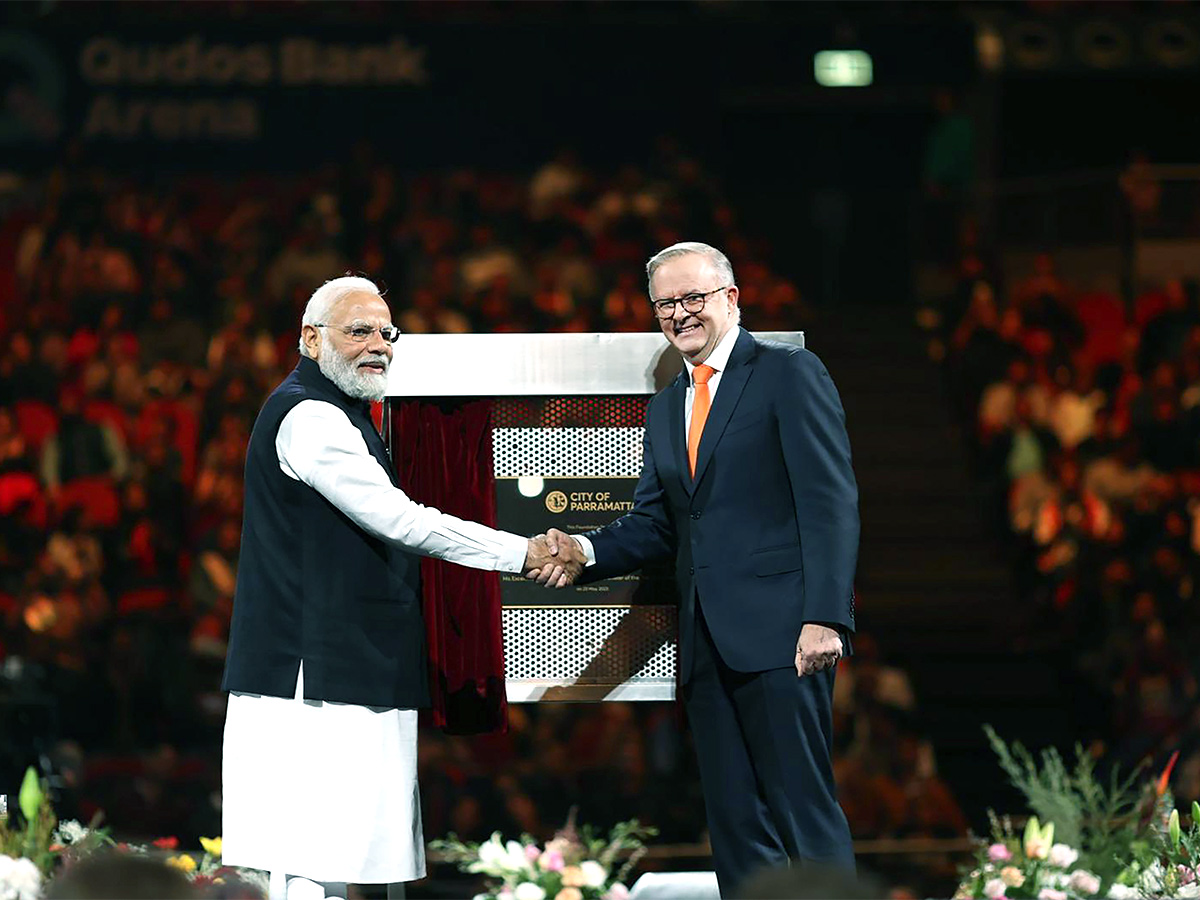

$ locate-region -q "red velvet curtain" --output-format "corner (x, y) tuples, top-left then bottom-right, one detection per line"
(390, 399), (508, 735)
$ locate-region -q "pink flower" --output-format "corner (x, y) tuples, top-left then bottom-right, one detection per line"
(1037, 890), (1067, 900)
(988, 844), (1013, 863)
(538, 849), (565, 872)
(1067, 870), (1101, 895)
(1048, 844), (1079, 869)
(983, 877), (1007, 899)
(525, 845), (542, 862)
(602, 884), (630, 900)
(1180, 865), (1197, 887)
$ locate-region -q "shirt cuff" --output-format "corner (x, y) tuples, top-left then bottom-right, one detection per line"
(497, 532), (529, 574)
(572, 534), (597, 567)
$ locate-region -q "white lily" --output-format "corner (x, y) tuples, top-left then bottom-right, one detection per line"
(513, 883), (546, 900)
(470, 833), (516, 876)
(505, 840), (532, 874)
(580, 860), (607, 888)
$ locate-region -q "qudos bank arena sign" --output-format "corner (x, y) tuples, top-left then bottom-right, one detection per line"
(0, 30), (430, 148)
(78, 34), (429, 141)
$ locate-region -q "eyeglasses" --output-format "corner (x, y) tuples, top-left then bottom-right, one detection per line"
(650, 285), (731, 319)
(311, 323), (401, 343)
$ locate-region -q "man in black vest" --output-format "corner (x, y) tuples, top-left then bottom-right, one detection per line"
(221, 276), (574, 900)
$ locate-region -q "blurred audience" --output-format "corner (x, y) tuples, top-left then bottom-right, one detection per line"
(1, 146), (947, 851)
(932, 245), (1200, 808)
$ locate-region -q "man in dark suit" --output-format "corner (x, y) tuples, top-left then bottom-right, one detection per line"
(534, 242), (858, 896)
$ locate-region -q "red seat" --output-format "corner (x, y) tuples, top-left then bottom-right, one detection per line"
(57, 476), (121, 528)
(14, 401), (58, 450)
(83, 399), (131, 440)
(0, 470), (40, 513)
(116, 587), (171, 615)
(0, 471), (46, 527)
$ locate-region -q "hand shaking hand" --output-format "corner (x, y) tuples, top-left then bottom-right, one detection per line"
(524, 528), (586, 588)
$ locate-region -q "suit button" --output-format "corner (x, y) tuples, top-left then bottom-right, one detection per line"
(690, 510), (701, 519)
(689, 566), (694, 576)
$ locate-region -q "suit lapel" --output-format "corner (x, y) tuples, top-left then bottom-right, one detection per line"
(692, 329), (756, 488)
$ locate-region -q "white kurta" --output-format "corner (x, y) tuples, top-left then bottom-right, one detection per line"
(222, 398), (527, 883)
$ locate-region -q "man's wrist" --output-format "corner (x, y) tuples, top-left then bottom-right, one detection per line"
(572, 533), (597, 567)
(508, 533), (535, 573)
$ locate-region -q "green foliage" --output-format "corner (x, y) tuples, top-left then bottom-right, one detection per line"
(17, 768), (42, 824)
(983, 725), (1147, 884)
(1, 767), (58, 878)
(959, 732), (1200, 899)
(582, 818), (656, 887)
(0, 766), (113, 881)
(1151, 796), (1200, 886)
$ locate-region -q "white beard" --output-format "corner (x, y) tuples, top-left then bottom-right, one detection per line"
(318, 348), (389, 402)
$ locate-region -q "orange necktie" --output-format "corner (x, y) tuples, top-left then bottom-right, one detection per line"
(688, 364), (715, 477)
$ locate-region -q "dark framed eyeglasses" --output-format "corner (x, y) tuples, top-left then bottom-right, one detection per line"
(650, 285), (731, 319)
(311, 323), (401, 343)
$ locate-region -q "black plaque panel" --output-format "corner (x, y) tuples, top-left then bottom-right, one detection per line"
(496, 476), (674, 606)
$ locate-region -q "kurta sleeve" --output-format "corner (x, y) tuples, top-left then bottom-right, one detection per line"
(276, 399), (527, 574)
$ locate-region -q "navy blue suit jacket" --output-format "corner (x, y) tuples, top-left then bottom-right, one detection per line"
(582, 328), (859, 679)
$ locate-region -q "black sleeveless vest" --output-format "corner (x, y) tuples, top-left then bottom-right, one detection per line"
(221, 357), (430, 709)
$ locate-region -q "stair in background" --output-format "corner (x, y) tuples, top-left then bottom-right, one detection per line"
(804, 307), (1074, 827)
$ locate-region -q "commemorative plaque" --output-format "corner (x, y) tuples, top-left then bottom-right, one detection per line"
(495, 475), (675, 607)
(385, 331), (804, 701)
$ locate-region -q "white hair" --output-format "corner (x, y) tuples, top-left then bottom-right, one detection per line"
(646, 241), (740, 325)
(645, 242), (736, 294)
(298, 275), (382, 358)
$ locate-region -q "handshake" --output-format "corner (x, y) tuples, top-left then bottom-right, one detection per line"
(523, 528), (587, 588)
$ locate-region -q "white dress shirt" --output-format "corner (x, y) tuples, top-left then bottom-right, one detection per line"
(574, 325), (742, 565)
(223, 398), (527, 884)
(277, 398), (528, 571)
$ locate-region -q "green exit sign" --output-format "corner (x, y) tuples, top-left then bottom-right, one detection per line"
(814, 50), (874, 87)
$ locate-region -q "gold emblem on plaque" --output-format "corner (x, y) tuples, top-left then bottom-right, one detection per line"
(545, 490), (569, 513)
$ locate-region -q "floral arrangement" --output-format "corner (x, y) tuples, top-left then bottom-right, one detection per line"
(163, 835), (269, 895)
(1107, 800), (1200, 899)
(955, 729), (1200, 900)
(1, 766), (111, 899)
(1, 766), (266, 898)
(431, 812), (656, 900)
(957, 815), (1110, 900)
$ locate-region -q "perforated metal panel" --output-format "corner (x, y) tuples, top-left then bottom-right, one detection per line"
(503, 606), (676, 701)
(493, 403), (667, 698)
(493, 428), (644, 478)
(492, 396), (650, 428)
